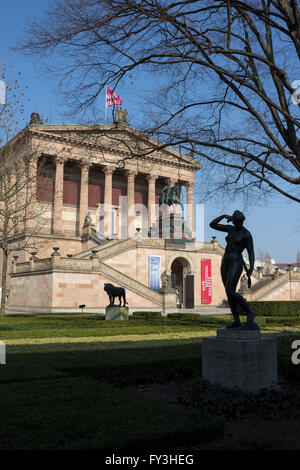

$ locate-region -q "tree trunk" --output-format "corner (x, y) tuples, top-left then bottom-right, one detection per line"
(0, 248), (8, 316)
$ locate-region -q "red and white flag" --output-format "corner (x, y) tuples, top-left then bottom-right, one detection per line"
(106, 86), (123, 107)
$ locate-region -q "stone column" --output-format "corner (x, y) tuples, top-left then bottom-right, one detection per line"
(79, 161), (90, 235)
(146, 174), (157, 230)
(186, 182), (195, 236)
(103, 166), (114, 237)
(52, 156), (65, 234)
(26, 157), (38, 232)
(126, 170), (137, 238)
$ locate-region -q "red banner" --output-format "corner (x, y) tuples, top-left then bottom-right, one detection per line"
(201, 259), (212, 303)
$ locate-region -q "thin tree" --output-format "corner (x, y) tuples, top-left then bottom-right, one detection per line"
(0, 66), (51, 315)
(16, 0), (300, 204)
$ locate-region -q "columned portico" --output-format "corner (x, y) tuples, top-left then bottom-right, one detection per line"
(33, 120), (200, 244)
(49, 154), (196, 241)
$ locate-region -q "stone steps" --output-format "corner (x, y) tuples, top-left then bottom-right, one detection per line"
(251, 273), (289, 300)
(98, 260), (163, 306)
(75, 238), (136, 260)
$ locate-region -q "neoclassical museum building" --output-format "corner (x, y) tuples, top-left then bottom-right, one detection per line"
(1, 113), (300, 313)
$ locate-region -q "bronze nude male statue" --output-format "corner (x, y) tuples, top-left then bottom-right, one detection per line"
(209, 211), (259, 330)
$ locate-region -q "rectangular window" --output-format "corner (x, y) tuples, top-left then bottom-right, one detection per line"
(112, 185), (126, 206)
(88, 182), (104, 208)
(63, 177), (80, 207)
(36, 172), (55, 203)
(134, 189), (148, 207)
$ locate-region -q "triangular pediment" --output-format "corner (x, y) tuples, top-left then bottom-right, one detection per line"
(28, 124), (202, 171)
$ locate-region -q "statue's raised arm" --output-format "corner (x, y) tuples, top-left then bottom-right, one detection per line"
(209, 214), (234, 233)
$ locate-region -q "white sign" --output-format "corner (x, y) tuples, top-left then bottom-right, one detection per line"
(0, 80), (6, 105)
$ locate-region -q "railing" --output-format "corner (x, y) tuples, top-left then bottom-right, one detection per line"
(74, 237), (136, 259)
(251, 272), (289, 300)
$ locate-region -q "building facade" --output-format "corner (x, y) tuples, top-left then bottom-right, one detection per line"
(2, 114), (300, 313)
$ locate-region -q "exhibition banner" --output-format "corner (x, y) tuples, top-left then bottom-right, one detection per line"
(149, 256), (161, 290)
(201, 258), (212, 303)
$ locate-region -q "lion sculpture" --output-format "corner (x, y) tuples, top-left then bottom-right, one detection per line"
(104, 283), (128, 307)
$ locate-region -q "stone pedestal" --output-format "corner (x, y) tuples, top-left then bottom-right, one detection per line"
(160, 212), (184, 239)
(159, 286), (177, 313)
(202, 328), (278, 392)
(105, 306), (129, 321)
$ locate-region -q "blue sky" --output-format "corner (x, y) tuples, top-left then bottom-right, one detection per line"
(1, 0), (299, 263)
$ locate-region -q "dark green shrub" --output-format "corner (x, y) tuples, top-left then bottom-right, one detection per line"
(238, 301), (300, 316)
(266, 316), (300, 325)
(167, 313), (202, 321)
(179, 377), (300, 421)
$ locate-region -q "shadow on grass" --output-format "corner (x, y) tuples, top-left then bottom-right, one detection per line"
(0, 320), (299, 450)
(0, 340), (224, 450)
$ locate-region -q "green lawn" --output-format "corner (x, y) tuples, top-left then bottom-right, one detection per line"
(0, 313), (229, 340)
(0, 313), (299, 451)
(0, 313), (281, 341)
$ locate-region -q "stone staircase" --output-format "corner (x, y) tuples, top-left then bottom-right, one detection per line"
(250, 272), (289, 300)
(71, 237), (163, 305)
(75, 237), (137, 260)
(97, 259), (163, 306)
(88, 226), (110, 245)
(250, 277), (275, 293)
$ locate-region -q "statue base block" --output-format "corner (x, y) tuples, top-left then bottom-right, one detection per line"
(202, 328), (278, 392)
(105, 306), (129, 321)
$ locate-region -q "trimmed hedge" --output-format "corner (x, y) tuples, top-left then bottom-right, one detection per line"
(239, 301), (300, 317)
(167, 312), (266, 326)
(167, 313), (203, 321)
(131, 311), (162, 320)
(265, 316), (300, 325)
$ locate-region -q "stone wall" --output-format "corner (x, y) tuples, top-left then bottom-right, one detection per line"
(9, 273), (53, 310)
(8, 270), (161, 313)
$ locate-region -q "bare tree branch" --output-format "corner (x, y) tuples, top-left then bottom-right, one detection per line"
(15, 0), (300, 203)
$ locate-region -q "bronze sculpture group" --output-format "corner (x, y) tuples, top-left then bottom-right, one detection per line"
(159, 181), (182, 208)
